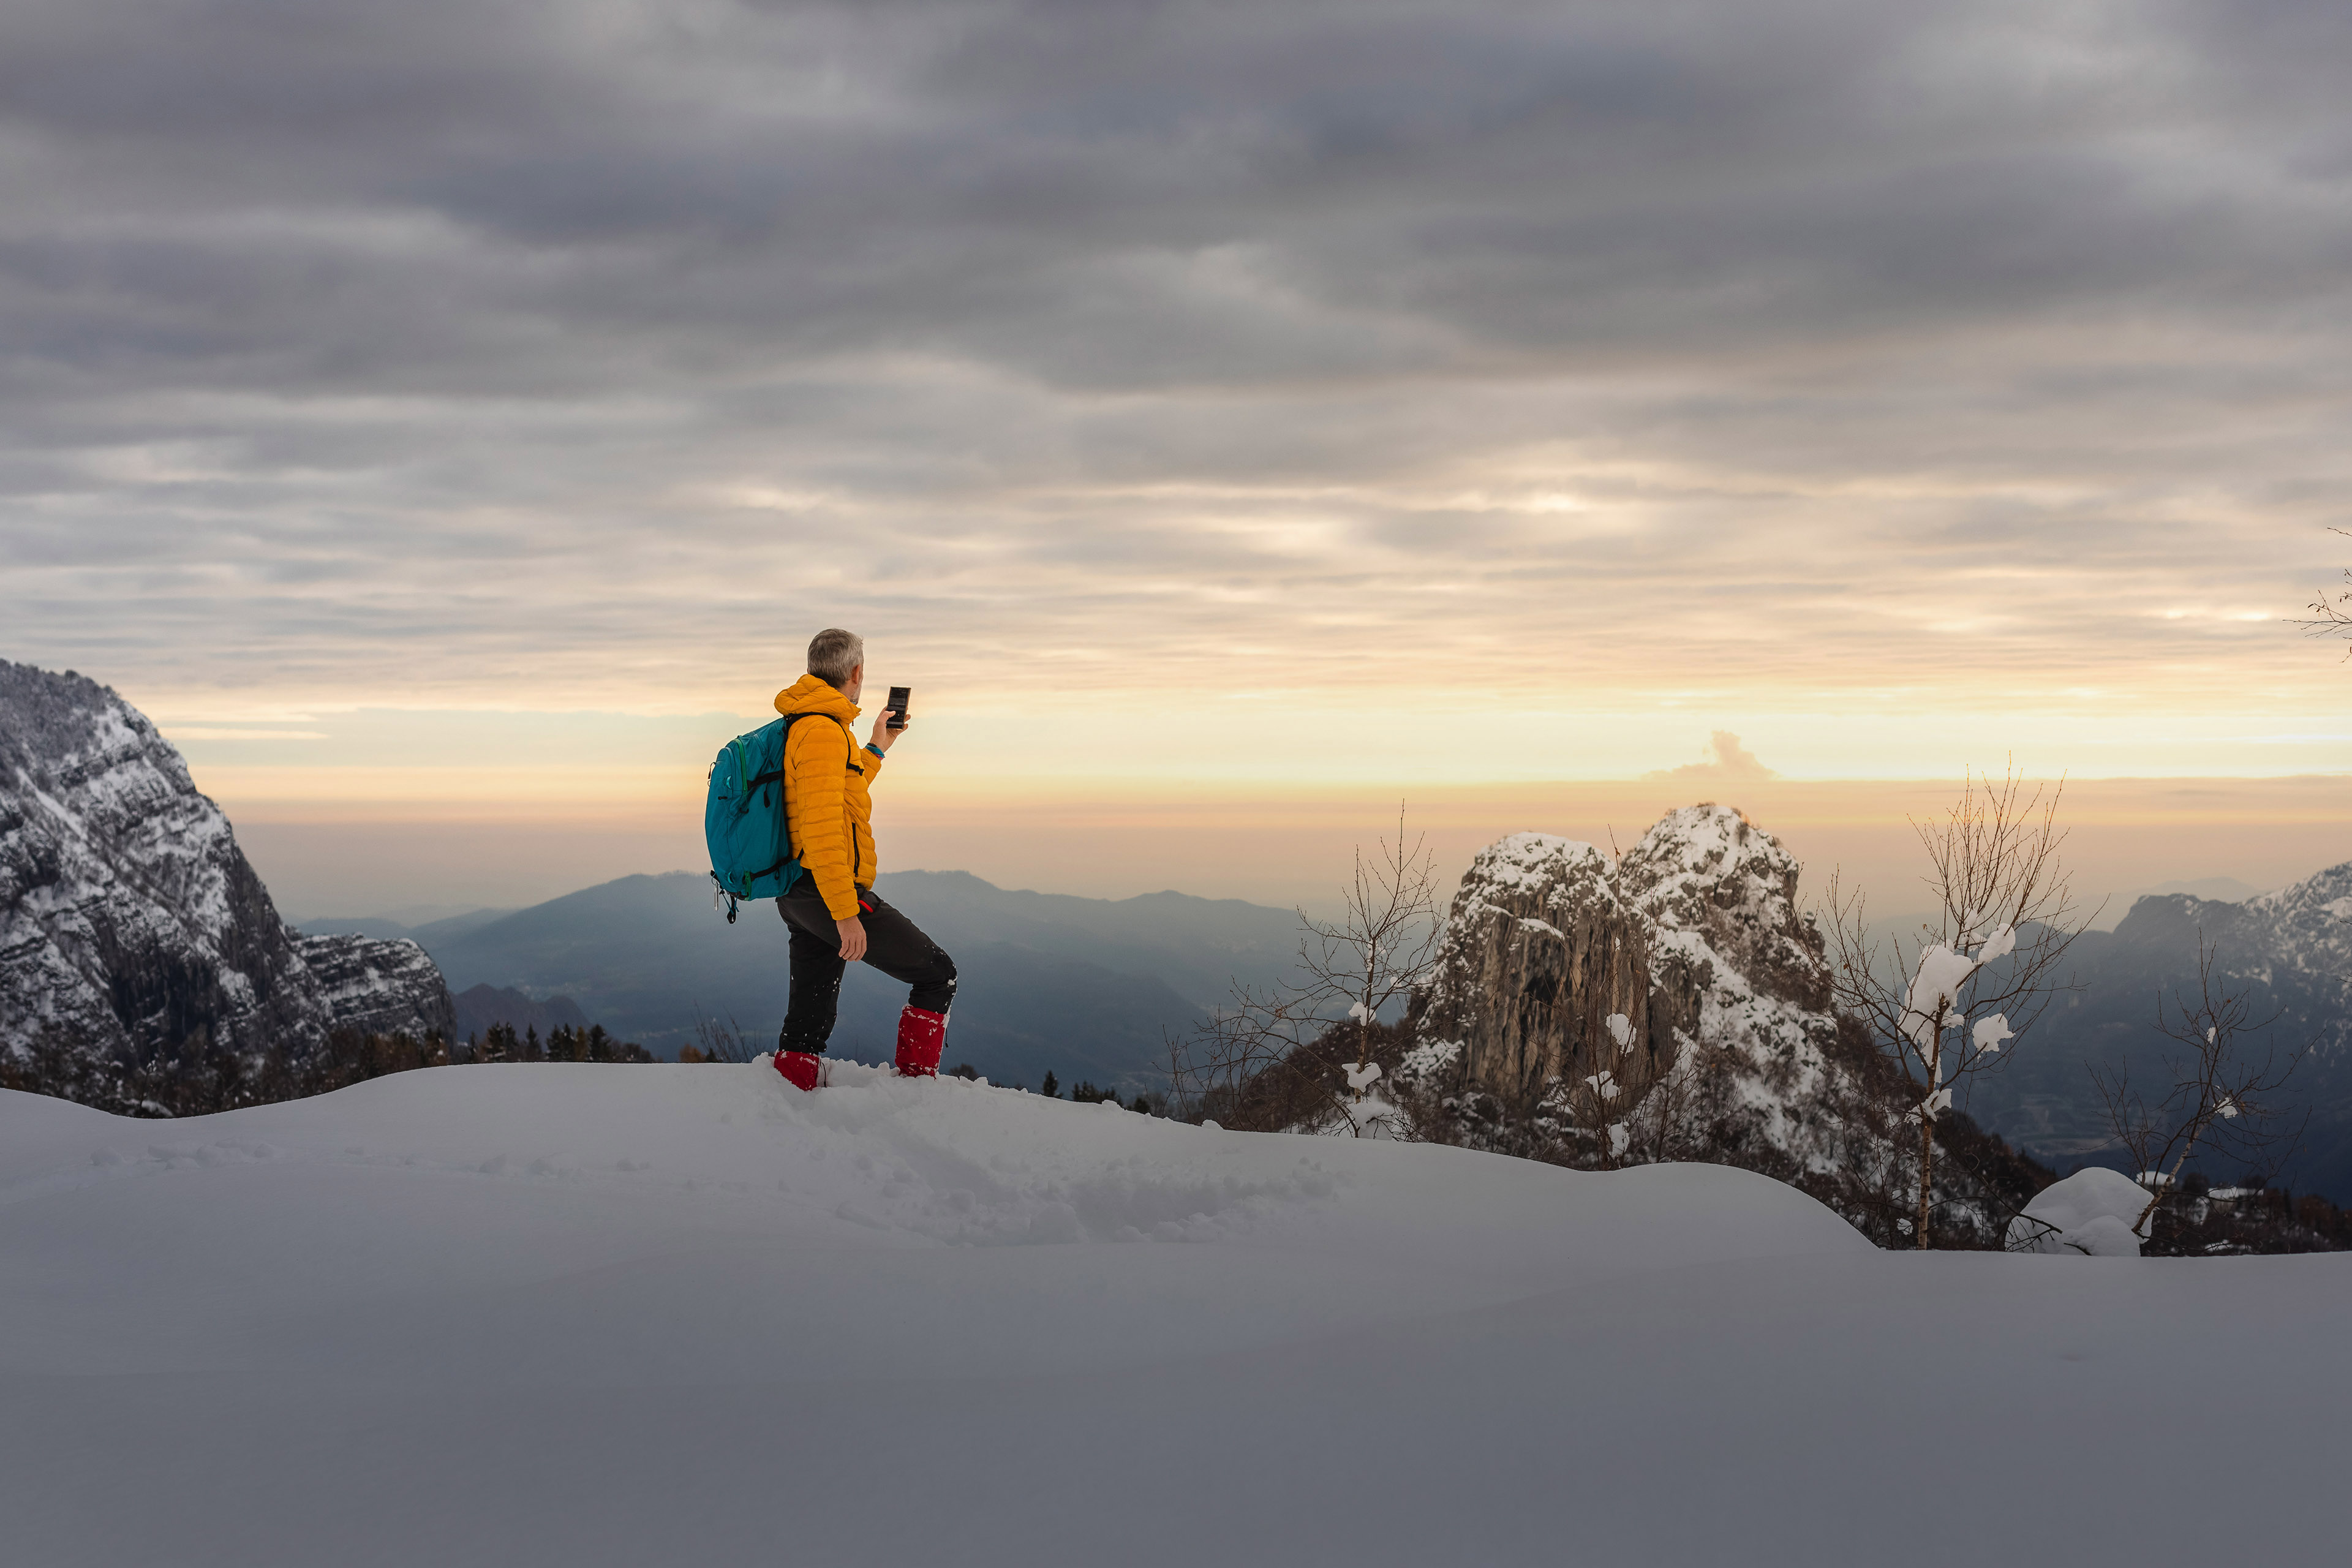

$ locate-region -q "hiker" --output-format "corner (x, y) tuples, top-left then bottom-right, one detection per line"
(769, 628), (957, 1090)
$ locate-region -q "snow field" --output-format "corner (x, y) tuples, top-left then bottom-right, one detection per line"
(4, 1065), (2348, 1566)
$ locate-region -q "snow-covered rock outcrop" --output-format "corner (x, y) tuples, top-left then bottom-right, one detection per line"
(1, 660), (453, 1088)
(1411, 804), (1854, 1166)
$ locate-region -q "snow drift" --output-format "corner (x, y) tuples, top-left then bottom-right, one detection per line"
(2007, 1166), (2149, 1256)
(5, 1064), (2346, 1566)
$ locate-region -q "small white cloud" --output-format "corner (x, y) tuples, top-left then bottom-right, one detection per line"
(1645, 731), (1779, 784)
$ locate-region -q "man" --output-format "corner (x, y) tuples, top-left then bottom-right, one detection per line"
(769, 627), (956, 1091)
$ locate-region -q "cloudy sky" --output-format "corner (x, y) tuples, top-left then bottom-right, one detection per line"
(5, 0), (2350, 910)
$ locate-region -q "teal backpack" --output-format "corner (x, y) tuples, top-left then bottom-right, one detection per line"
(704, 714), (834, 923)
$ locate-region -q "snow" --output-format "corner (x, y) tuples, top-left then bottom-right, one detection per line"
(1901, 943), (1978, 1049)
(1897, 929), (2017, 1118)
(2007, 1167), (2151, 1256)
(6, 1067), (2350, 1566)
(1473, 831), (1605, 892)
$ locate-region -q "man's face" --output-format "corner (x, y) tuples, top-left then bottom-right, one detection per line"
(842, 662), (864, 704)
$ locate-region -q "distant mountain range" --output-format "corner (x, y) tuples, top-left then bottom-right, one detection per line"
(303, 908), (515, 944)
(1967, 869), (2352, 1202)
(323, 869), (1310, 1092)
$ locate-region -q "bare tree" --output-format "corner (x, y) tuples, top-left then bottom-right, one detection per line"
(1554, 1011), (1641, 1168)
(1826, 766), (2096, 1248)
(2091, 939), (2309, 1240)
(1169, 806), (1440, 1136)
(1163, 982), (1339, 1129)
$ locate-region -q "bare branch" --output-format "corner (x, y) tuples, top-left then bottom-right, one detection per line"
(1169, 804), (1441, 1137)
(2092, 937), (2310, 1238)
(2288, 527), (2352, 657)
(1824, 763), (2097, 1247)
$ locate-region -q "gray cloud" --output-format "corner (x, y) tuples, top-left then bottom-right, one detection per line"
(2, 0), (2349, 719)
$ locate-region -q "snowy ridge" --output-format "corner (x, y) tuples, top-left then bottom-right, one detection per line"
(2241, 863), (2352, 1046)
(1466, 831), (1615, 896)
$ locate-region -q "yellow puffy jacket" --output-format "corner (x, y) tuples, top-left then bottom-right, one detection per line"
(773, 673), (881, 920)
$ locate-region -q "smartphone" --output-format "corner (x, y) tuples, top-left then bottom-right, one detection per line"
(886, 685), (911, 730)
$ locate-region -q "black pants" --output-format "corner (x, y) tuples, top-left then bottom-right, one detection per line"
(777, 884), (957, 1054)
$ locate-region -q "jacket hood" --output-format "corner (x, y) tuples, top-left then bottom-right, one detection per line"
(774, 672), (860, 721)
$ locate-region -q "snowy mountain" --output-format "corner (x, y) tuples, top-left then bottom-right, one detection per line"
(1, 660), (326, 1065)
(0, 660), (452, 1100)
(1409, 805), (1871, 1177)
(4, 1064), (2342, 1565)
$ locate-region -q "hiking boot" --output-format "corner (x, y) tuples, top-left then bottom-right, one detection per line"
(893, 1006), (948, 1078)
(773, 1049), (822, 1092)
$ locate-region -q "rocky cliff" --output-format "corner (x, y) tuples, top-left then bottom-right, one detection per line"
(1409, 804), (1864, 1173)
(1414, 832), (1697, 1115)
(1, 660), (452, 1095)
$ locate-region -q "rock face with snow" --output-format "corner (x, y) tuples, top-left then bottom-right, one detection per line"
(0, 660), (453, 1088)
(1, 661), (330, 1068)
(1414, 804), (1852, 1164)
(290, 932), (454, 1041)
(1618, 804), (1831, 1016)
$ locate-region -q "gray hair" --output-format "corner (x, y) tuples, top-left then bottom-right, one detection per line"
(806, 627), (865, 685)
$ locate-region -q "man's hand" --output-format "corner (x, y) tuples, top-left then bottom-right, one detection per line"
(868, 710), (907, 752)
(835, 915), (869, 962)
